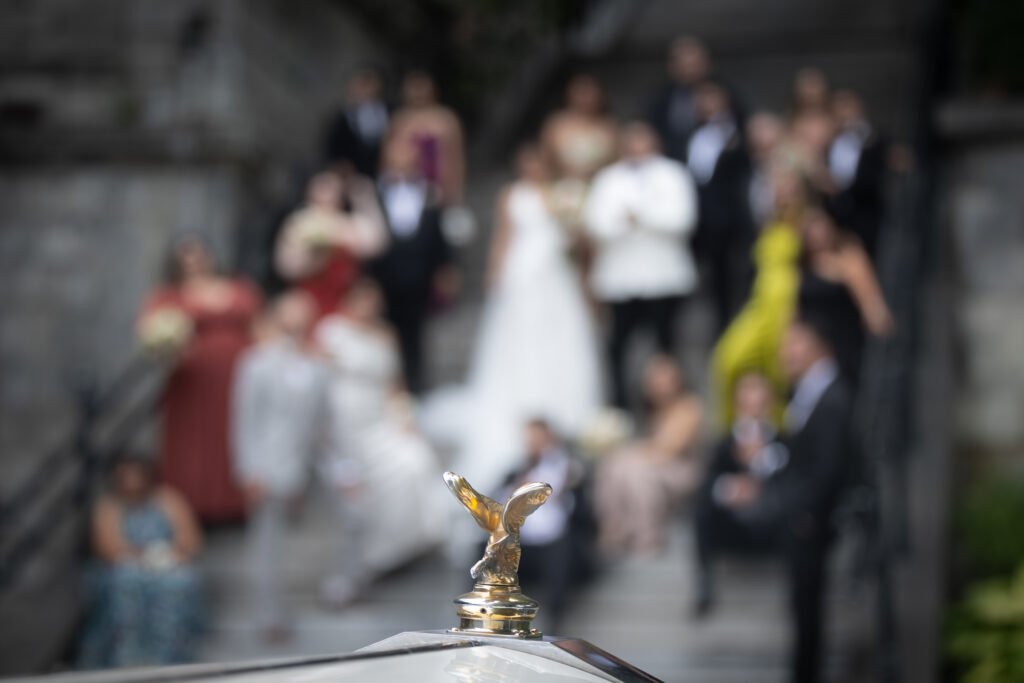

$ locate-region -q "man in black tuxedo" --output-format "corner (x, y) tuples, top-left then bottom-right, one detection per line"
(500, 418), (596, 634)
(773, 316), (853, 683)
(826, 89), (887, 260)
(646, 36), (711, 164)
(692, 371), (783, 615)
(324, 67), (390, 178)
(686, 80), (753, 333)
(370, 140), (458, 394)
(696, 315), (853, 683)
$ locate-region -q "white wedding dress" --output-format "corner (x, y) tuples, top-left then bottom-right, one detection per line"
(445, 181), (603, 497)
(315, 315), (448, 574)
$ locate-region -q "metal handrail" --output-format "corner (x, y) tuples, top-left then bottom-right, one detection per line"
(0, 354), (165, 591)
(857, 170), (921, 683)
(0, 356), (154, 527)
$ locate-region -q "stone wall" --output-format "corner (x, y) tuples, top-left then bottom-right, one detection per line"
(0, 167), (240, 487)
(0, 0), (392, 672)
(0, 0), (384, 152)
(939, 102), (1024, 466)
(0, 0), (391, 486)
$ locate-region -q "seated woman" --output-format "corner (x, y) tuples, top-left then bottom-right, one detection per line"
(78, 454), (203, 669)
(594, 355), (703, 555)
(314, 277), (447, 583)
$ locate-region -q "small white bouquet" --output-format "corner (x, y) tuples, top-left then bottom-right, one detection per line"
(547, 178), (589, 234)
(140, 541), (179, 571)
(138, 306), (193, 356)
(441, 205), (477, 247)
(293, 207), (338, 250)
(578, 408), (635, 458)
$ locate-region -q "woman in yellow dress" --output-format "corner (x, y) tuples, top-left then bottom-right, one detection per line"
(710, 163), (808, 426)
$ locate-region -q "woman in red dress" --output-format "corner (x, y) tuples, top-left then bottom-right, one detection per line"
(139, 237), (262, 523)
(275, 170), (387, 321)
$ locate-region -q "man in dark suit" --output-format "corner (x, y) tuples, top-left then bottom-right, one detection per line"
(370, 139), (457, 394)
(696, 315), (853, 683)
(772, 315), (853, 683)
(692, 371), (783, 615)
(500, 418), (595, 634)
(324, 67), (390, 178)
(686, 80), (753, 333)
(646, 36), (711, 164)
(826, 89), (887, 260)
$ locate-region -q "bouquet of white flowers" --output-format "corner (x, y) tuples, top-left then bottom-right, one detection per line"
(293, 207), (338, 250)
(138, 306), (193, 356)
(140, 541), (180, 571)
(547, 178), (589, 234)
(578, 408), (635, 458)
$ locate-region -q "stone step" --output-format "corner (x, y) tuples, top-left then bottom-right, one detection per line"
(198, 502), (871, 681)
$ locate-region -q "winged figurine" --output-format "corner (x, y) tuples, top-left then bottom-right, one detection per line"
(443, 471), (552, 586)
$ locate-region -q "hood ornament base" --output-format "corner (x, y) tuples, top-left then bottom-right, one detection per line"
(452, 584), (541, 638)
(443, 472), (552, 639)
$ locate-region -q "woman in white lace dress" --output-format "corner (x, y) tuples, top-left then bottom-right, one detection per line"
(314, 279), (446, 581)
(451, 144), (603, 496)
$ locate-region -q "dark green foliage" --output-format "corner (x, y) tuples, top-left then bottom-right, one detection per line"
(946, 474), (1024, 681)
(946, 564), (1024, 683)
(956, 475), (1024, 579)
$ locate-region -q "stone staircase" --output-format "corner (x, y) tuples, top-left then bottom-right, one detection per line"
(425, 0), (929, 390)
(182, 2), (934, 679)
(198, 491), (873, 682)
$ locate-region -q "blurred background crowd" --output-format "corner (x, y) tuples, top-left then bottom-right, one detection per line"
(2, 1), (1023, 682)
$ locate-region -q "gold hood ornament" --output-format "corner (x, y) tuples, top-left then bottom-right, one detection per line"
(443, 471), (552, 638)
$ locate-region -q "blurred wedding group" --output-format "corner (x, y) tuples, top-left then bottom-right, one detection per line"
(83, 35), (895, 683)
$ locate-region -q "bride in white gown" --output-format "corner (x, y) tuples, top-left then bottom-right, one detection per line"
(446, 144), (603, 497)
(314, 279), (447, 577)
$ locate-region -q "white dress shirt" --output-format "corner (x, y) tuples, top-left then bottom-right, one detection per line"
(513, 447), (574, 546)
(348, 100), (389, 144)
(381, 178), (427, 238)
(584, 155), (699, 301)
(828, 121), (871, 192)
(783, 357), (840, 433)
(686, 116), (737, 185)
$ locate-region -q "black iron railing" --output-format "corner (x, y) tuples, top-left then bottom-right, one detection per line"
(859, 0), (945, 679)
(857, 167), (927, 683)
(0, 355), (166, 591)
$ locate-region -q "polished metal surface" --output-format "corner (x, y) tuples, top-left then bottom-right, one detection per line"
(442, 471), (552, 638)
(10, 640), (610, 682)
(364, 631), (665, 682)
(9, 632), (664, 682)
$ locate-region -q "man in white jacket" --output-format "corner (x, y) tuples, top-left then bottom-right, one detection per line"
(232, 290), (330, 639)
(584, 121), (699, 408)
